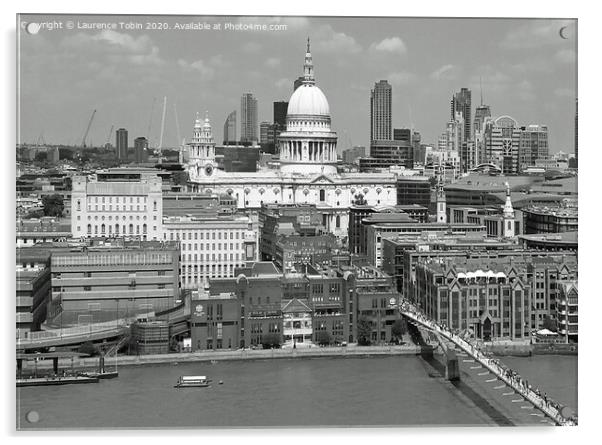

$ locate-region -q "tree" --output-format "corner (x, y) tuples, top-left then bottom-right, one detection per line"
(542, 316), (558, 333)
(356, 315), (372, 346)
(42, 194), (64, 217)
(24, 209), (45, 219)
(315, 330), (332, 346)
(261, 332), (282, 349)
(172, 171), (189, 186)
(79, 341), (98, 357)
(391, 318), (408, 342)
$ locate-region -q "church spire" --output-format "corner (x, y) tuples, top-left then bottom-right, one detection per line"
(303, 37), (315, 85)
(503, 182), (514, 218)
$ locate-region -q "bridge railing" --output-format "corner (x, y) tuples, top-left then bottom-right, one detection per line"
(399, 300), (576, 426)
(16, 312), (155, 345)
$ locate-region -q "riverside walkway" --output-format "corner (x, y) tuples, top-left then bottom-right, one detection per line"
(399, 300), (577, 426)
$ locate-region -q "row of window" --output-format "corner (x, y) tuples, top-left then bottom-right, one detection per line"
(181, 243), (242, 252)
(78, 215), (157, 221)
(83, 224), (156, 234)
(166, 231), (243, 241)
(182, 253), (242, 262)
(77, 199), (158, 212)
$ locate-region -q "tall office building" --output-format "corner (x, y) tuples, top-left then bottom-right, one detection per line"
(370, 80), (392, 142)
(240, 93), (258, 143)
(273, 101), (288, 127)
(451, 88), (472, 141)
(483, 115), (521, 174)
(223, 110), (237, 144)
(574, 98), (578, 167)
(519, 125), (549, 170)
(260, 121), (273, 144)
(116, 128), (128, 161)
(134, 136), (148, 163)
(451, 88), (472, 172)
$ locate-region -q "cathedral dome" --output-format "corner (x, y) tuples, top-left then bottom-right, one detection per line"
(287, 84), (330, 117)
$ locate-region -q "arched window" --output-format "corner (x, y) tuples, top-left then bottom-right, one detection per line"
(335, 215), (341, 228)
(143, 224), (147, 233)
(101, 224), (105, 234)
(87, 224), (91, 234)
(77, 200), (81, 211)
(319, 189), (325, 202)
(129, 224), (133, 234)
(153, 200), (157, 211)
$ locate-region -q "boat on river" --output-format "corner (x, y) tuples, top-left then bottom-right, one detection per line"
(174, 375), (212, 388)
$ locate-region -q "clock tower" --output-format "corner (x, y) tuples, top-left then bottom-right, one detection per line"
(188, 111), (216, 180)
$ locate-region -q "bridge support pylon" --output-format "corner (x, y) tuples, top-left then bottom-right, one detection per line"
(445, 351), (460, 381)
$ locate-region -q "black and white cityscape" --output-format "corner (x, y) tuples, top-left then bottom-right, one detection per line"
(15, 14), (578, 429)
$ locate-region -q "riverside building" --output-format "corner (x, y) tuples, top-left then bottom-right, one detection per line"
(71, 168), (163, 241)
(162, 214), (258, 289)
(46, 239), (180, 326)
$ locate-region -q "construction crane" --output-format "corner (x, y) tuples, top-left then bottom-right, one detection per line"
(147, 97), (156, 147)
(105, 125), (114, 147)
(158, 96), (167, 153)
(173, 103), (182, 146)
(81, 109), (97, 148)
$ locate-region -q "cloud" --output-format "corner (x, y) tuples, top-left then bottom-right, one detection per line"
(61, 30), (164, 66)
(313, 25), (361, 54)
(517, 80), (535, 101)
(177, 58), (215, 79)
(370, 37), (407, 55)
(555, 49), (576, 64)
(241, 41), (261, 53)
(275, 78), (292, 90)
(388, 71), (415, 86)
(266, 57), (281, 68)
(554, 88), (575, 98)
(430, 64), (459, 81)
(500, 20), (575, 49)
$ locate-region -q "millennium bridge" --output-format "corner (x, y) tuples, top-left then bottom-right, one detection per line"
(399, 299), (577, 426)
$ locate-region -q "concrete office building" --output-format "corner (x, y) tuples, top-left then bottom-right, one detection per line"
(47, 240), (180, 326)
(241, 93), (258, 143)
(370, 80), (392, 142)
(116, 128), (128, 161)
(519, 125), (549, 171)
(273, 101), (288, 127)
(134, 137), (148, 163)
(16, 255), (51, 338)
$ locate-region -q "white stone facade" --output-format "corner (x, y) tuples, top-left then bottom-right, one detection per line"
(162, 215), (258, 289)
(71, 171), (163, 241)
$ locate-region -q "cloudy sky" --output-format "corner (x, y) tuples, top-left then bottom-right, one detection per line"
(17, 15), (576, 153)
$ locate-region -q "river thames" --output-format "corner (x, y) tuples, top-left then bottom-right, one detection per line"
(16, 354), (577, 429)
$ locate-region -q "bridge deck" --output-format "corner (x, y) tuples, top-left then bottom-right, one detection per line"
(400, 301), (576, 426)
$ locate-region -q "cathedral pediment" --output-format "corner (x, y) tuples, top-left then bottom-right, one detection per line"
(309, 174), (337, 184)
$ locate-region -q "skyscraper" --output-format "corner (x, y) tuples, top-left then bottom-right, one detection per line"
(273, 101), (288, 127)
(451, 88), (472, 142)
(134, 136), (148, 163)
(223, 110), (237, 144)
(240, 93), (258, 144)
(116, 128), (128, 161)
(575, 98), (578, 167)
(519, 125), (549, 170)
(370, 80), (392, 142)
